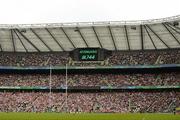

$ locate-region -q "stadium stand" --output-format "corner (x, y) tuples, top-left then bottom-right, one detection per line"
(0, 92), (179, 113)
(0, 52), (68, 66)
(109, 50), (180, 65)
(0, 72), (179, 87)
(0, 49), (180, 66)
(0, 15), (180, 113)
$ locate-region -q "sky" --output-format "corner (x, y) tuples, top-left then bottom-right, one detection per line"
(0, 0), (179, 24)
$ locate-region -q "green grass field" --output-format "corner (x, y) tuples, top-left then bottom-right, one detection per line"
(0, 113), (179, 120)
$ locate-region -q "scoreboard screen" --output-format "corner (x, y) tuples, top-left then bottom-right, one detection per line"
(79, 48), (98, 61)
(70, 48), (111, 61)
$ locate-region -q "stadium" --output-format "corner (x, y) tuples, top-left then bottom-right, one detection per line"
(0, 14), (180, 120)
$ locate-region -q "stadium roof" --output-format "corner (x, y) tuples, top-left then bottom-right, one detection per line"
(0, 15), (180, 52)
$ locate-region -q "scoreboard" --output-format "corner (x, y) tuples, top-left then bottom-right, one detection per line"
(70, 48), (111, 61)
(79, 48), (98, 61)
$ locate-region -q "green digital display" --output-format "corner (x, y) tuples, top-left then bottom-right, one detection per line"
(79, 48), (98, 61)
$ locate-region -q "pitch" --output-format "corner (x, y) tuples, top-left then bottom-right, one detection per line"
(0, 113), (179, 120)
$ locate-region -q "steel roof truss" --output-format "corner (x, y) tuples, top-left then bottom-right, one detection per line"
(30, 28), (53, 51)
(15, 29), (40, 52)
(45, 28), (65, 51)
(10, 29), (16, 52)
(162, 23), (180, 45)
(169, 23), (180, 31)
(166, 23), (180, 35)
(13, 30), (28, 52)
(144, 25), (157, 49)
(76, 27), (89, 47)
(108, 26), (117, 50)
(140, 25), (144, 50)
(92, 27), (103, 48)
(61, 27), (76, 49)
(124, 25), (130, 50)
(145, 25), (170, 49)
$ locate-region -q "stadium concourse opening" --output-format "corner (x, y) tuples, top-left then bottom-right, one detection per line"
(0, 16), (179, 119)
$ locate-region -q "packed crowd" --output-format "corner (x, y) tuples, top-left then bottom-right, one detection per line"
(0, 52), (69, 66)
(0, 49), (179, 66)
(0, 72), (179, 87)
(0, 91), (179, 113)
(109, 49), (180, 65)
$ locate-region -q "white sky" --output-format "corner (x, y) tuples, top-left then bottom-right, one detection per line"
(0, 0), (179, 24)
